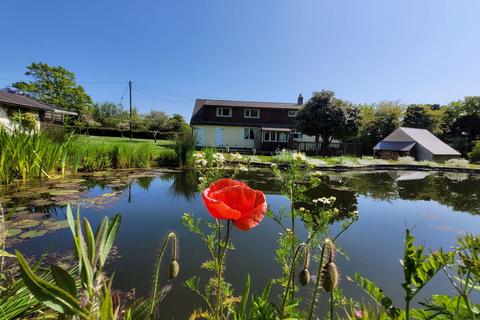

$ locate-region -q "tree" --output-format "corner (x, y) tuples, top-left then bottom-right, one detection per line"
(167, 113), (188, 132)
(12, 62), (92, 114)
(402, 105), (437, 132)
(296, 90), (359, 155)
(92, 102), (127, 127)
(357, 101), (403, 153)
(144, 110), (169, 131)
(443, 97), (480, 155)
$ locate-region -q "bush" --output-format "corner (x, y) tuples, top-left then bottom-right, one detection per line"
(272, 149), (306, 164)
(468, 140), (480, 163)
(445, 158), (470, 167)
(72, 126), (177, 140)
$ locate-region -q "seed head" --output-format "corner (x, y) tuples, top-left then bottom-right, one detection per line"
(320, 261), (339, 292)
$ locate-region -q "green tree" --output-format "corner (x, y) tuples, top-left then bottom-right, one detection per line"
(296, 90), (359, 154)
(402, 104), (437, 131)
(91, 102), (127, 127)
(357, 101), (403, 154)
(12, 62), (92, 114)
(167, 113), (188, 132)
(144, 110), (169, 131)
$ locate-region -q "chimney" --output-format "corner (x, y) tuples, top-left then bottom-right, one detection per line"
(297, 93), (304, 105)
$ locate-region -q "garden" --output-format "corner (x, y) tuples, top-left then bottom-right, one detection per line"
(1, 147), (479, 319)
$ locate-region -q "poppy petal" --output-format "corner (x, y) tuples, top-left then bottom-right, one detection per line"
(208, 178), (249, 193)
(233, 191), (267, 231)
(202, 189), (242, 220)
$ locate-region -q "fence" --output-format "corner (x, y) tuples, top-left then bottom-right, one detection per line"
(291, 141), (363, 157)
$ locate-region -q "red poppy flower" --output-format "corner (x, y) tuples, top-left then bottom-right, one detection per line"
(202, 178), (267, 231)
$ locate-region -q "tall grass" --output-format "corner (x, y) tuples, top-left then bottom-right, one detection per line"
(0, 128), (178, 184)
(174, 129), (197, 166)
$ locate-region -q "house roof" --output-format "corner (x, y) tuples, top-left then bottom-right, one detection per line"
(374, 127), (460, 155)
(373, 141), (416, 151)
(191, 98), (302, 119)
(0, 91), (78, 115)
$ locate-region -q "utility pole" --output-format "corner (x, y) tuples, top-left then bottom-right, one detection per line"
(129, 80), (132, 140)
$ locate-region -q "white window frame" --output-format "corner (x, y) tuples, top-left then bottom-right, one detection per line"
(244, 127), (256, 140)
(244, 109), (260, 118)
(216, 107), (232, 117)
(263, 131), (289, 142)
(288, 110), (297, 117)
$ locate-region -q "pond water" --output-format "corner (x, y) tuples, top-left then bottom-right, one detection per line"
(2, 168), (480, 318)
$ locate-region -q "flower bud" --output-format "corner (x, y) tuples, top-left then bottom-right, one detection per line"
(299, 268), (310, 286)
(169, 260), (180, 279)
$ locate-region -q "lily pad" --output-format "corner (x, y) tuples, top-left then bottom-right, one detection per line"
(6, 228), (22, 237)
(19, 229), (48, 239)
(49, 189), (80, 196)
(12, 219), (40, 229)
(31, 199), (54, 206)
(14, 206), (28, 212)
(44, 220), (69, 231)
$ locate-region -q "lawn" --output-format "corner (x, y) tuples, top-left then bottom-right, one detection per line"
(76, 135), (174, 147)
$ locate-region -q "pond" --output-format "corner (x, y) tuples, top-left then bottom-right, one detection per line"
(2, 168), (480, 318)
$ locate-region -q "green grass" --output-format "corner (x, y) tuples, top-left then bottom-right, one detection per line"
(76, 135), (174, 147)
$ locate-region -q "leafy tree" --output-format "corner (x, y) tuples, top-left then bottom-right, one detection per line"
(12, 62), (92, 114)
(296, 90), (359, 154)
(357, 101), (403, 154)
(144, 110), (169, 131)
(91, 102), (127, 127)
(402, 105), (437, 131)
(443, 97), (480, 155)
(167, 113), (188, 132)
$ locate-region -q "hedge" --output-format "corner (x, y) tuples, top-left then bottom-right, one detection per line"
(70, 126), (178, 140)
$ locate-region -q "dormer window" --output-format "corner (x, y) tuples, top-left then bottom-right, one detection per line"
(288, 110), (297, 117)
(216, 107), (232, 117)
(244, 109), (260, 118)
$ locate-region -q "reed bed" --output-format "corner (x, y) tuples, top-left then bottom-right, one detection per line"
(0, 128), (177, 184)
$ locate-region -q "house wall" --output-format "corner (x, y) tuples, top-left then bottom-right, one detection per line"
(192, 125), (255, 149)
(432, 154), (460, 162)
(0, 106), (14, 131)
(0, 105), (41, 132)
(415, 143), (434, 161)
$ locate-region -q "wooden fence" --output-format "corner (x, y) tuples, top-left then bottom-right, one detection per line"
(290, 141), (363, 157)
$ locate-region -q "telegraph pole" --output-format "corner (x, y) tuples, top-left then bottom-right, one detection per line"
(129, 80), (132, 140)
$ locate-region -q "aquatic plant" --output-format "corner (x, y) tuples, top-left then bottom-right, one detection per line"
(13, 205), (180, 319)
(174, 128), (197, 166)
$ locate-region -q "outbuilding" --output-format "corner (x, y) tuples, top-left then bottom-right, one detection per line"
(373, 127), (461, 162)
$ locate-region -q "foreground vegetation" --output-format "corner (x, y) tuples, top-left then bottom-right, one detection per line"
(1, 155), (478, 319)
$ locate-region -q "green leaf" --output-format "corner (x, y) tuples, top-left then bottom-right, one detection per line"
(238, 274), (250, 319)
(99, 214), (121, 267)
(16, 250), (87, 317)
(50, 265), (77, 297)
(83, 218), (96, 263)
(0, 249), (16, 258)
(185, 276), (200, 293)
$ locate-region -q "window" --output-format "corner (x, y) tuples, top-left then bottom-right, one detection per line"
(244, 109), (260, 118)
(288, 110), (297, 117)
(244, 128), (256, 140)
(216, 107), (232, 117)
(291, 130), (303, 139)
(263, 131), (289, 142)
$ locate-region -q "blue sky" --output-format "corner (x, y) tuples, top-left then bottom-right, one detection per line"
(2, 0), (479, 119)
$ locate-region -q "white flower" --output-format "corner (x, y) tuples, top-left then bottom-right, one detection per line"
(239, 166), (248, 172)
(299, 207), (305, 212)
(231, 152), (243, 160)
(292, 152), (306, 162)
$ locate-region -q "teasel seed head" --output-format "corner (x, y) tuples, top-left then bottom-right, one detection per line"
(299, 268), (310, 286)
(320, 261), (339, 292)
(169, 259), (180, 279)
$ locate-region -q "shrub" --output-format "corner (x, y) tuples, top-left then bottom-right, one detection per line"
(445, 158), (469, 167)
(272, 149), (306, 164)
(468, 140), (480, 163)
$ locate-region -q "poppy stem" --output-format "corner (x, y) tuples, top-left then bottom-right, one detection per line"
(216, 220), (231, 319)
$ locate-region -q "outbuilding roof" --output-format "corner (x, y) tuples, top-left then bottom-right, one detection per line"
(374, 127), (460, 155)
(0, 91), (78, 115)
(373, 141), (416, 151)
